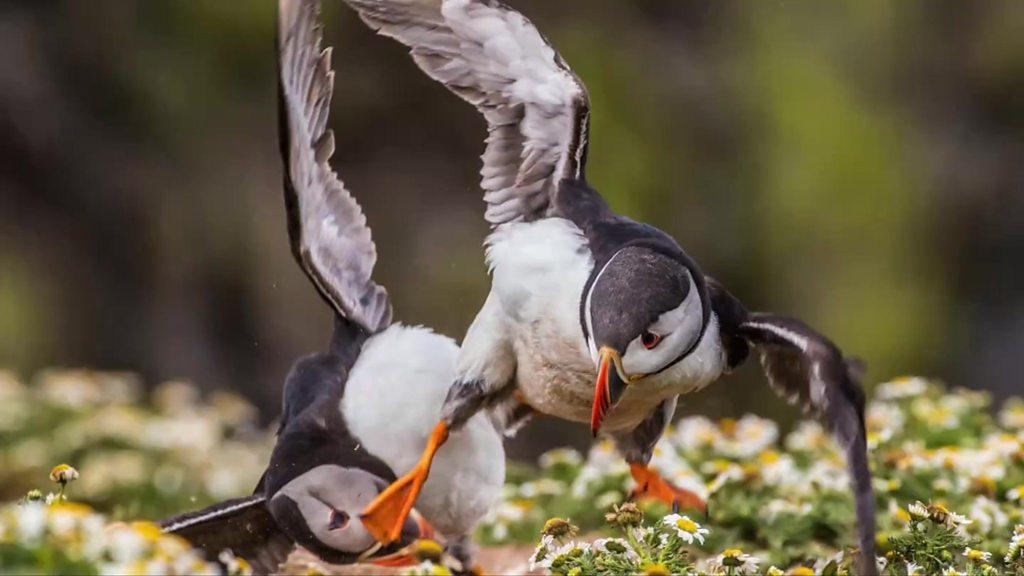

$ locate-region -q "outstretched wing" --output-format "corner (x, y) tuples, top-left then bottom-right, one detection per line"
(343, 0), (591, 225)
(738, 314), (877, 575)
(162, 495), (295, 575)
(279, 0), (392, 333)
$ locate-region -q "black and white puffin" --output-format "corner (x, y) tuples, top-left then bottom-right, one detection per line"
(160, 0), (504, 571)
(343, 1), (877, 573)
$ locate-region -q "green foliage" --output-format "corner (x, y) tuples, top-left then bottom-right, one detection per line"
(0, 370), (272, 521)
(484, 377), (1024, 573)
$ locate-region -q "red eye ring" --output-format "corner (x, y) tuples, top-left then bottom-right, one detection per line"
(641, 331), (662, 350)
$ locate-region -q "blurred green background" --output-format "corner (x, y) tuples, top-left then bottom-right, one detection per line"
(2, 1), (1022, 458)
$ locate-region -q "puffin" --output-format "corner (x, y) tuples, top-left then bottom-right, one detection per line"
(345, 1), (878, 573)
(160, 0), (505, 571)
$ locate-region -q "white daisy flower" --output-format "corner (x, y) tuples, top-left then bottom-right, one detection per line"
(538, 448), (582, 469)
(48, 464), (79, 485)
(218, 549), (253, 575)
(911, 397), (959, 429)
(551, 541), (589, 561)
(867, 401), (906, 437)
(963, 547), (991, 563)
(528, 534), (557, 571)
(672, 416), (720, 452)
(1007, 485), (1024, 503)
(785, 421), (834, 453)
(875, 376), (929, 400)
(905, 561), (925, 576)
(968, 496), (1009, 534)
(106, 525), (147, 564)
(706, 462), (745, 494)
(758, 451), (800, 487)
(571, 440), (630, 497)
(999, 399), (1024, 429)
(15, 501), (46, 544)
(764, 498), (812, 522)
(593, 491), (622, 511)
(706, 548), (760, 575)
(907, 501), (930, 521)
(1005, 527), (1024, 564)
(592, 537), (639, 560)
(629, 525), (653, 543)
(713, 415), (779, 459)
(660, 514), (709, 545)
(518, 478), (566, 498)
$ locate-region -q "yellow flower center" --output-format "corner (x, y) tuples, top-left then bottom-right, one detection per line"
(642, 563), (671, 576)
(676, 518), (699, 533)
(723, 548), (744, 558)
(760, 450), (781, 464)
(130, 521), (163, 542)
(966, 549), (986, 561)
(789, 567), (816, 576)
(414, 539), (445, 562)
(49, 502), (93, 517)
(719, 419), (738, 437)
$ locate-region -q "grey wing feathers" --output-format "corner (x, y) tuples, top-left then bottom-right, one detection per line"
(279, 0), (392, 333)
(162, 495), (295, 575)
(343, 0), (591, 225)
(738, 314), (877, 576)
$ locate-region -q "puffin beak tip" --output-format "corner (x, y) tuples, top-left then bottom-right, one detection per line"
(590, 347), (623, 436)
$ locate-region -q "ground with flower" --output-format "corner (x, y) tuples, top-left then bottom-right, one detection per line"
(1, 370), (1023, 575)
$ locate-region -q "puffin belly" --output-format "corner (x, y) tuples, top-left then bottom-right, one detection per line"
(418, 414), (504, 535)
(340, 324), (505, 536)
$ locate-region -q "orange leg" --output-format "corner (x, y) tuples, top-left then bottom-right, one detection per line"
(629, 463), (707, 515)
(361, 422), (450, 544)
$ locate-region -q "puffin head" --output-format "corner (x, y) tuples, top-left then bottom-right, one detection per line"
(268, 465), (426, 565)
(583, 244), (708, 435)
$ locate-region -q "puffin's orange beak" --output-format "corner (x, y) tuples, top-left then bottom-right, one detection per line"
(364, 513), (438, 567)
(591, 347), (629, 436)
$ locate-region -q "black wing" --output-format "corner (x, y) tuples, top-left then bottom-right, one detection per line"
(342, 0), (591, 225)
(737, 314), (877, 576)
(278, 0), (392, 334)
(161, 495), (295, 575)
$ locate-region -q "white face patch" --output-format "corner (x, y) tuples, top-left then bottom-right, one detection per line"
(275, 465), (381, 553)
(619, 272), (703, 378)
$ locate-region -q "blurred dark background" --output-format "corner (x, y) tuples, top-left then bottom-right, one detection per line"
(2, 1), (1022, 458)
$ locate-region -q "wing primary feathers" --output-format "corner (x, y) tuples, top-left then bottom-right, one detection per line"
(340, 0), (592, 226)
(738, 314), (877, 576)
(162, 495), (294, 574)
(278, 0), (393, 333)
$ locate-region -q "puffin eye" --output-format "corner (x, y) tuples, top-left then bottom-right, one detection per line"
(641, 331), (662, 350)
(328, 509), (350, 531)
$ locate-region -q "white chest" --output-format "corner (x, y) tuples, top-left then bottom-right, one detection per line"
(340, 324), (504, 536)
(486, 219), (727, 432)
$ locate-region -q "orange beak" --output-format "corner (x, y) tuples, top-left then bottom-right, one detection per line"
(591, 347), (630, 436)
(363, 512), (438, 567)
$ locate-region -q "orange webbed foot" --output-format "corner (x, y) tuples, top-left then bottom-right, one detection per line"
(629, 463), (707, 516)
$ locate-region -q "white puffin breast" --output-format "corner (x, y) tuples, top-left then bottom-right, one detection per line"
(340, 324), (505, 536)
